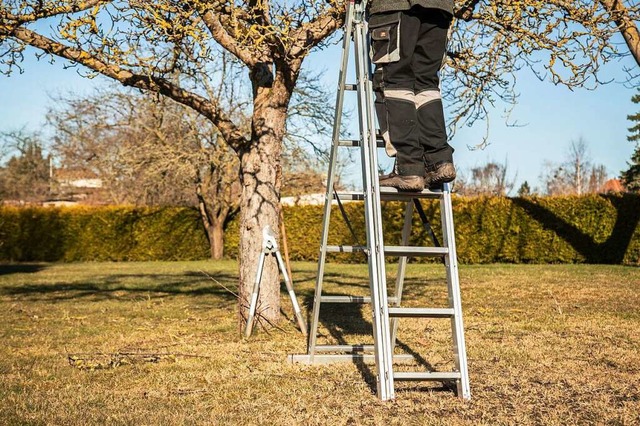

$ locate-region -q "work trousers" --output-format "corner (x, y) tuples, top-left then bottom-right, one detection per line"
(370, 7), (453, 176)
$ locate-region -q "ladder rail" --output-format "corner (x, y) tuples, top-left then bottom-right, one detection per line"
(353, 5), (395, 401)
(441, 183), (471, 400)
(275, 250), (307, 336)
(307, 0), (357, 357)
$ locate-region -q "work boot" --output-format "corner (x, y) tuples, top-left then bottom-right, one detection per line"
(379, 172), (425, 191)
(424, 161), (456, 188)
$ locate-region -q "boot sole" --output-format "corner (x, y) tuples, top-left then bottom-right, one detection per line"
(379, 178), (425, 191)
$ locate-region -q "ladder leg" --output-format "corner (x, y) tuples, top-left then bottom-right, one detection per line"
(245, 252), (267, 338)
(275, 251), (307, 335)
(307, 1), (356, 358)
(440, 183), (471, 400)
(391, 202), (414, 347)
(354, 13), (394, 401)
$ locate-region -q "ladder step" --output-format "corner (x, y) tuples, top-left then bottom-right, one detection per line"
(326, 245), (366, 253)
(315, 344), (374, 353)
(343, 84), (357, 91)
(289, 353), (415, 365)
(388, 307), (454, 318)
(394, 371), (461, 381)
(379, 187), (444, 199)
(325, 245), (447, 256)
(338, 139), (385, 148)
(384, 246), (448, 257)
(334, 189), (444, 201)
(320, 295), (399, 304)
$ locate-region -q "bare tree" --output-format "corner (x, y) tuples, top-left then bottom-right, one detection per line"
(457, 160), (515, 196)
(50, 87), (242, 259)
(0, 1), (346, 325)
(2, 1), (638, 327)
(542, 138), (609, 195)
(568, 139), (590, 196)
(0, 130), (50, 203)
(588, 164), (609, 193)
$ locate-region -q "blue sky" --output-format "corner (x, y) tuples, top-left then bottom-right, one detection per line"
(307, 39), (638, 192)
(0, 40), (637, 193)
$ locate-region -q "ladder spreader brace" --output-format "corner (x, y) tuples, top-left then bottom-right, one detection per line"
(289, 0), (470, 401)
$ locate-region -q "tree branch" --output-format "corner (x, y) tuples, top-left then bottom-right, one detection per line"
(0, 0), (111, 23)
(598, 0), (640, 66)
(454, 0), (481, 21)
(0, 24), (249, 150)
(287, 7), (344, 58)
(194, 7), (262, 66)
(247, 0), (272, 29)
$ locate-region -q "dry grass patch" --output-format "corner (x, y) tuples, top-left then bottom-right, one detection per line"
(0, 261), (638, 425)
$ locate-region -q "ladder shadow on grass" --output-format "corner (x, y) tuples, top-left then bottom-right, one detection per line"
(313, 300), (378, 392)
(303, 294), (446, 395)
(320, 271), (371, 289)
(391, 339), (457, 395)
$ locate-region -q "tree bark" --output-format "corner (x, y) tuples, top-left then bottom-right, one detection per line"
(237, 64), (292, 327)
(208, 219), (225, 260)
(196, 181), (226, 260)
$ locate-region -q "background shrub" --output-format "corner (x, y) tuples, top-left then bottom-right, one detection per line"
(0, 194), (638, 265)
(0, 206), (208, 262)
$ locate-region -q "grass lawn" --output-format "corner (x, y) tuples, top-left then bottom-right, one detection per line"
(0, 261), (638, 425)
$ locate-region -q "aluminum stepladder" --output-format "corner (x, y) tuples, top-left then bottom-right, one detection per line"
(289, 0), (470, 401)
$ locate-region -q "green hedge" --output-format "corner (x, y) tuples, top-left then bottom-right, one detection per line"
(1, 194), (639, 264)
(0, 206), (208, 262)
(273, 194), (639, 266)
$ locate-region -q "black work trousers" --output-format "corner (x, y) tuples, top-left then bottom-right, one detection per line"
(370, 7), (453, 177)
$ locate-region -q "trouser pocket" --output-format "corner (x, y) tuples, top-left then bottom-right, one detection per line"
(369, 12), (401, 64)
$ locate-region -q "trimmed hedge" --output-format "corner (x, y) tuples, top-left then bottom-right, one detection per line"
(272, 194), (639, 265)
(1, 194), (639, 264)
(0, 206), (208, 262)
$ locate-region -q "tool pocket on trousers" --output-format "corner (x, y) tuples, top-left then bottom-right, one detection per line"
(369, 12), (401, 64)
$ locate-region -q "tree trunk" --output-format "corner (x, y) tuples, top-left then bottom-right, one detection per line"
(196, 181), (226, 260)
(208, 219), (225, 260)
(237, 67), (292, 328)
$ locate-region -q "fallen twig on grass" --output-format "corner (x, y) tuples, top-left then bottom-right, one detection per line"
(66, 351), (212, 370)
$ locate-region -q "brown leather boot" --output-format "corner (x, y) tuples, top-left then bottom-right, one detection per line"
(424, 162), (456, 188)
(379, 172), (425, 191)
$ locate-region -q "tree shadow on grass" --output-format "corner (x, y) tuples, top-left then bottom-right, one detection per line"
(0, 270), (239, 306)
(512, 194), (640, 263)
(0, 264), (49, 276)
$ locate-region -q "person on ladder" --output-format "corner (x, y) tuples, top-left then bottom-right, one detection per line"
(369, 0), (455, 191)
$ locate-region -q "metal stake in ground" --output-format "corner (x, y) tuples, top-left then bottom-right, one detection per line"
(245, 226), (307, 337)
